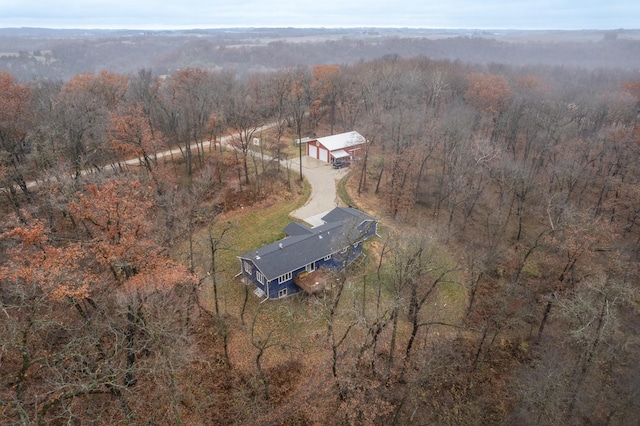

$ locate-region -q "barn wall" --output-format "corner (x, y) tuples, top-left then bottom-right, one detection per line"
(346, 144), (365, 158)
(307, 141), (319, 159)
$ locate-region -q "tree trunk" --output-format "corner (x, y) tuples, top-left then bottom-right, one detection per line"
(387, 305), (399, 378)
(185, 140), (193, 181)
(537, 299), (553, 343)
(124, 304), (138, 387)
(375, 163), (384, 195)
(256, 347), (270, 400)
(240, 284), (249, 326)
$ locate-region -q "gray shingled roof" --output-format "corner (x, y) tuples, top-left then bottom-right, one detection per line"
(321, 206), (372, 224)
(283, 221), (313, 236)
(239, 207), (375, 280)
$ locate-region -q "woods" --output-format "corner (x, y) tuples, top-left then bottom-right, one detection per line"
(1, 40), (640, 425)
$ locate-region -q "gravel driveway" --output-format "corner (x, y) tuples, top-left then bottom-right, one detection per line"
(288, 156), (349, 226)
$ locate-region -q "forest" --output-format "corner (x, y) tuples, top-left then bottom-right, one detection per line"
(1, 30), (640, 425)
(2, 27), (640, 81)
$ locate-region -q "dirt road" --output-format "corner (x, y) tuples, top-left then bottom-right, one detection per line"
(8, 121), (349, 229)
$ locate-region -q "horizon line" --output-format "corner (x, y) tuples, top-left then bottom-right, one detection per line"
(1, 25), (636, 32)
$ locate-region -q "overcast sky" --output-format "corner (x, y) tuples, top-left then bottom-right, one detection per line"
(0, 0), (637, 30)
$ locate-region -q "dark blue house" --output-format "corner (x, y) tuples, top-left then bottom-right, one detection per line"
(238, 207), (378, 300)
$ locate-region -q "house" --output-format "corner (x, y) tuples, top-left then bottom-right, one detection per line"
(306, 131), (367, 164)
(238, 207), (377, 300)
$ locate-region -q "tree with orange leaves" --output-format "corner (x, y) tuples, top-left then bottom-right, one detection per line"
(69, 178), (194, 291)
(0, 201), (197, 422)
(56, 71), (129, 177)
(0, 71), (34, 215)
(108, 105), (161, 174)
(0, 217), (88, 301)
(0, 215), (102, 423)
(68, 178), (196, 388)
(515, 74), (548, 93)
(62, 70), (129, 110)
(312, 64), (342, 134)
(1, 177), (194, 318)
(465, 72), (513, 115)
(622, 80), (640, 101)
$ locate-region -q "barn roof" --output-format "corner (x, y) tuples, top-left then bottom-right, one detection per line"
(238, 207), (375, 280)
(315, 131), (366, 152)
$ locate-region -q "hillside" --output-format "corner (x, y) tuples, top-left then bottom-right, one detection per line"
(1, 27), (640, 81)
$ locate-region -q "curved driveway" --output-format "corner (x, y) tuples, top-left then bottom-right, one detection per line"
(288, 156), (349, 227)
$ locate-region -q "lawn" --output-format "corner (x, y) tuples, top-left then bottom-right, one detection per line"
(189, 167), (468, 378)
(193, 175), (311, 317)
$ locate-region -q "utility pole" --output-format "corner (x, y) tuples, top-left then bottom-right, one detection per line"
(298, 126), (303, 181)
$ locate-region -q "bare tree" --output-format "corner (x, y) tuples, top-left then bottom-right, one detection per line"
(288, 66), (314, 182)
(225, 78), (270, 186)
(157, 68), (224, 182)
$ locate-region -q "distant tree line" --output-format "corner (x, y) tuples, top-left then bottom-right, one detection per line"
(1, 29), (640, 81)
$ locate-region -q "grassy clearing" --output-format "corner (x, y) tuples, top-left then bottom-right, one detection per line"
(190, 167), (468, 375)
(188, 175), (320, 372)
(194, 176), (310, 313)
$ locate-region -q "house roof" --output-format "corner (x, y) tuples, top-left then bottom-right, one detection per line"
(320, 206), (372, 224)
(238, 207), (376, 280)
(315, 131), (366, 152)
(283, 221), (313, 236)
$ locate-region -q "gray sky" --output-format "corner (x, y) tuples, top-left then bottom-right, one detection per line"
(0, 0), (637, 30)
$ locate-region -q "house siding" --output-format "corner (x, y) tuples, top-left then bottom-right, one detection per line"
(238, 207), (377, 300)
(359, 220), (377, 239)
(268, 268), (303, 299)
(240, 241), (368, 300)
(241, 259), (267, 296)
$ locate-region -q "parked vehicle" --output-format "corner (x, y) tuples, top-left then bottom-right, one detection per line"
(333, 158), (350, 169)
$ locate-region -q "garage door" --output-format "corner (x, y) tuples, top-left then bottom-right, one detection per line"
(319, 147), (329, 163)
(308, 144), (318, 159)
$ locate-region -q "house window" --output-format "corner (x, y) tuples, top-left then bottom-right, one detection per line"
(324, 254), (331, 261)
(306, 262), (316, 273)
(278, 272), (292, 284)
(278, 288), (288, 298)
(256, 271), (265, 284)
(244, 261), (253, 274)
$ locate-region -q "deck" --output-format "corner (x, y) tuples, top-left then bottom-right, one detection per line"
(293, 268), (339, 294)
